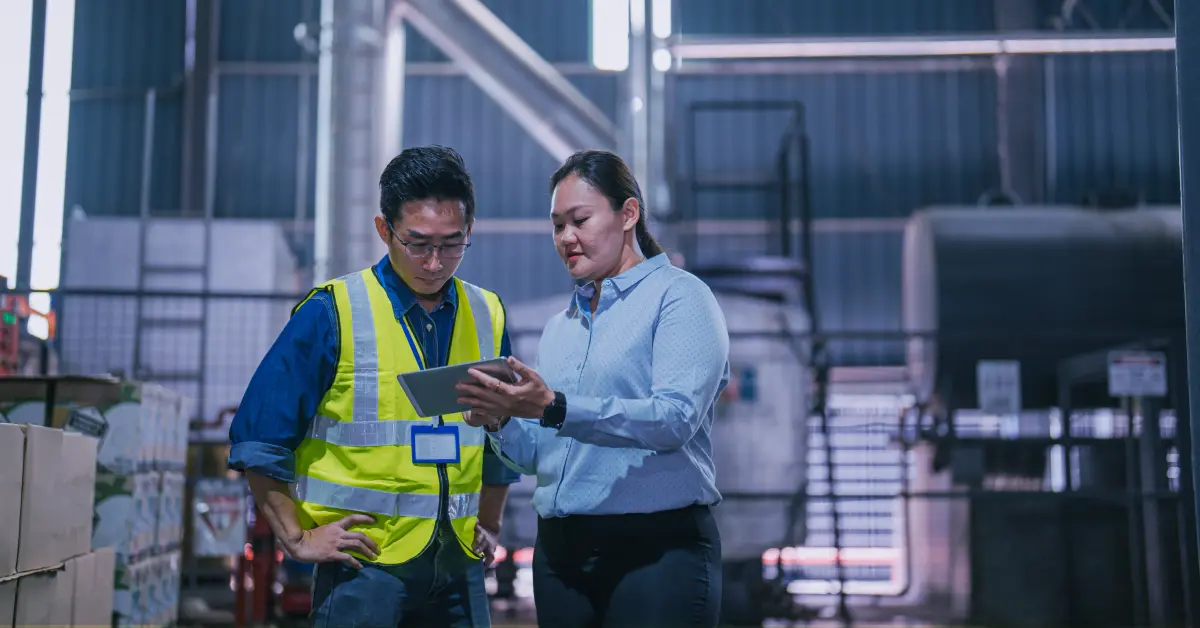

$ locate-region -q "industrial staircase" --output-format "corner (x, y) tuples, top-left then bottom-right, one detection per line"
(802, 393), (912, 591)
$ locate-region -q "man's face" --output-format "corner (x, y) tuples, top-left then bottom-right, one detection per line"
(374, 199), (471, 298)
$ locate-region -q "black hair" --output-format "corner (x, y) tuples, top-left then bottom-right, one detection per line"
(379, 145), (476, 225)
(548, 149), (665, 257)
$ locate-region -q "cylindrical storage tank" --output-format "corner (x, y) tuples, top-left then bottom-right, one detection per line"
(503, 287), (812, 562)
(902, 206), (1184, 411)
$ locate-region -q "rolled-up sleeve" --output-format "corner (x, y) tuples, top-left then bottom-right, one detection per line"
(482, 309), (524, 485)
(557, 275), (731, 452)
(487, 418), (540, 475)
(227, 293), (338, 483)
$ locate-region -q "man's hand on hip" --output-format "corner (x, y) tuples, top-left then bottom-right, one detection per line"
(284, 514), (380, 569)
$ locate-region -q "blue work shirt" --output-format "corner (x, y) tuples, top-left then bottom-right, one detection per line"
(487, 254), (730, 517)
(228, 255), (521, 487)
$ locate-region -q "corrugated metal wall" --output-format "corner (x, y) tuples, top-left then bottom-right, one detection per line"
(65, 0), (1181, 363)
(67, 0), (185, 217)
(215, 0), (318, 220)
(1046, 52), (1180, 205)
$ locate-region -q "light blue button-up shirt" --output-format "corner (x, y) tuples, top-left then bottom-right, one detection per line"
(488, 253), (731, 518)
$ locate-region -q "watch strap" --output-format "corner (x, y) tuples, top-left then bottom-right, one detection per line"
(541, 391), (567, 429)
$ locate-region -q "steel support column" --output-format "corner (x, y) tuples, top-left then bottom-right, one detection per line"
(181, 0), (215, 215)
(15, 0), (47, 290)
(626, 0), (651, 192)
(1177, 0), (1200, 585)
(314, 0), (390, 283)
(626, 0), (673, 253)
(380, 8), (406, 173)
(993, 0), (1045, 204)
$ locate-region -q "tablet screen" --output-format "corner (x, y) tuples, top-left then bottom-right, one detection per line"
(396, 357), (516, 418)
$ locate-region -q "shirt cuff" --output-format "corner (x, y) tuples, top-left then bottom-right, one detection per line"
(490, 416), (528, 443)
(228, 442), (296, 484)
(557, 394), (602, 440)
(482, 447), (522, 485)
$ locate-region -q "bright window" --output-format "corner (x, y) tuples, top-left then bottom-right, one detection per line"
(0, 0), (74, 307)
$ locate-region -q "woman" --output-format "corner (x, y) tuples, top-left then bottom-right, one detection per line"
(455, 149), (731, 627)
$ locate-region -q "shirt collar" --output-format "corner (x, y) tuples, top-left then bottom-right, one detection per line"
(568, 253), (670, 314)
(373, 255), (457, 320)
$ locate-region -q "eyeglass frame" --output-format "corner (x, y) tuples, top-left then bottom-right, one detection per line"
(385, 220), (473, 259)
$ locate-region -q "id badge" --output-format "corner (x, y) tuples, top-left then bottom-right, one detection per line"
(411, 424), (461, 464)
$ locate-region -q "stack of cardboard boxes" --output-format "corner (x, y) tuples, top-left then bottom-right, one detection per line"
(0, 376), (191, 627)
(0, 422), (116, 627)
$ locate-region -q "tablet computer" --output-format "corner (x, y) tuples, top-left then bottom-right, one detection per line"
(397, 357), (517, 418)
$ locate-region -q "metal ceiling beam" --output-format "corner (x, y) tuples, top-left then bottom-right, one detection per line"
(668, 32), (1175, 61)
(396, 0), (617, 162)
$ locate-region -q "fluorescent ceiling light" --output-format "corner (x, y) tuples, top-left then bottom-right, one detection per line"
(652, 0), (671, 39)
(590, 0), (629, 71)
(670, 34), (1176, 60)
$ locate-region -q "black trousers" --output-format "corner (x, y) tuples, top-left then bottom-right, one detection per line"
(532, 505), (722, 628)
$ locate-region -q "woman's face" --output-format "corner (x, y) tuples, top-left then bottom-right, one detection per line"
(550, 174), (637, 281)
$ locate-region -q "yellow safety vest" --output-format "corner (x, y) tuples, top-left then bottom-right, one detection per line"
(289, 268), (505, 565)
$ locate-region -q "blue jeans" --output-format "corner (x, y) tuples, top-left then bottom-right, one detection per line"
(310, 525), (491, 628)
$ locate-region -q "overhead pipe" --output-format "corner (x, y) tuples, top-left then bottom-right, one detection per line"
(668, 31), (1175, 61)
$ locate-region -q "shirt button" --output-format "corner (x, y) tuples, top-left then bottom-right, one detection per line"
(426, 323), (433, 332)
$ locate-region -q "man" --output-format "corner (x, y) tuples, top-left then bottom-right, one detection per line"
(228, 145), (520, 628)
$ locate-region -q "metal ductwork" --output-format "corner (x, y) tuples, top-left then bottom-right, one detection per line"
(397, 0), (618, 161)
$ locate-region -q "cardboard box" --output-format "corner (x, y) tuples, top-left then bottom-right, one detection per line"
(61, 432), (99, 561)
(91, 548), (117, 628)
(14, 561), (74, 628)
(0, 579), (14, 628)
(0, 424), (24, 577)
(72, 548), (116, 628)
(16, 425), (66, 573)
(15, 425), (99, 573)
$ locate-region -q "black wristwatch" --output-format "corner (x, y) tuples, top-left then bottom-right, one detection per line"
(540, 391), (567, 429)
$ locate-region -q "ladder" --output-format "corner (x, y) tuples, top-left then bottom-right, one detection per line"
(129, 88), (212, 426)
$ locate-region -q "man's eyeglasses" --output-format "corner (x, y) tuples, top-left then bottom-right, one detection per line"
(396, 240), (471, 259)
(387, 222), (471, 259)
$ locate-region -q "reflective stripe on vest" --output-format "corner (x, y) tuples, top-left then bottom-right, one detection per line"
(307, 413), (488, 448)
(345, 271), (380, 423)
(337, 270), (496, 427)
(293, 477), (480, 520)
